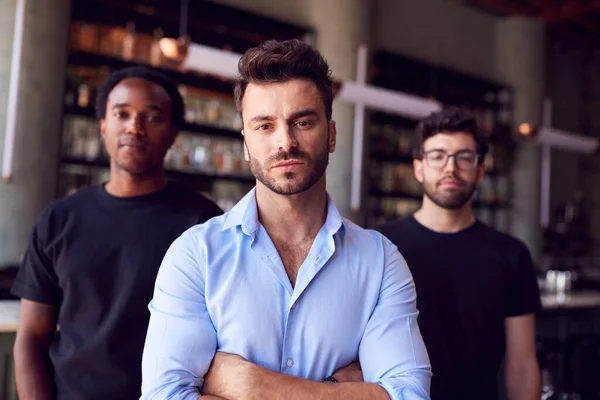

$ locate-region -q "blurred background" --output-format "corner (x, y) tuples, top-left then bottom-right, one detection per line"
(1, 0), (600, 398)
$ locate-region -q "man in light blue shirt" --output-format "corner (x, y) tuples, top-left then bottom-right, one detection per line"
(141, 39), (431, 400)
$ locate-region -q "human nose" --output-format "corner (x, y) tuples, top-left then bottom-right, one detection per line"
(126, 114), (144, 135)
(275, 125), (298, 151)
(442, 154), (457, 174)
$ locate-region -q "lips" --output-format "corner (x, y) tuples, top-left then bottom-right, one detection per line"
(272, 160), (303, 168)
(119, 141), (148, 151)
(439, 179), (463, 188)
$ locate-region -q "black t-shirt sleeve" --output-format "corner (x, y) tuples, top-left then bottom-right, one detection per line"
(373, 223), (399, 245)
(505, 246), (541, 317)
(11, 218), (62, 305)
(196, 201), (223, 224)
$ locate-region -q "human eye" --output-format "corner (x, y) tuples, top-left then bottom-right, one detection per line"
(427, 150), (445, 161)
(146, 113), (162, 123)
(294, 120), (313, 129)
(256, 124), (272, 132)
(114, 110), (129, 119)
(457, 151), (476, 163)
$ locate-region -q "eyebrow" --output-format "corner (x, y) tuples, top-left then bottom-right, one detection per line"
(287, 109), (319, 122)
(111, 103), (164, 113)
(248, 114), (276, 125)
(424, 148), (476, 153)
(248, 109), (320, 125)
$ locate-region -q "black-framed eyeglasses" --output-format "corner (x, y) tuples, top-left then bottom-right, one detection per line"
(422, 150), (480, 170)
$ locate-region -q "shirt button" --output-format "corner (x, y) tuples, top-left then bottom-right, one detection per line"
(286, 359), (294, 367)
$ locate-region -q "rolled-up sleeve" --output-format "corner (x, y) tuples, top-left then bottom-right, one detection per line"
(359, 238), (432, 400)
(141, 229), (217, 399)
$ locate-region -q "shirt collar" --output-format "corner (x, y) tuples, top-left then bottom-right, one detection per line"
(222, 187), (346, 238)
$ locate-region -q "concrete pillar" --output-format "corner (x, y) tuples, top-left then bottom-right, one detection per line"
(308, 0), (370, 224)
(495, 17), (545, 260)
(0, 0), (72, 266)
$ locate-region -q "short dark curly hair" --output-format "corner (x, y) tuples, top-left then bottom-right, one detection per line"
(233, 39), (334, 121)
(414, 107), (488, 163)
(95, 66), (185, 128)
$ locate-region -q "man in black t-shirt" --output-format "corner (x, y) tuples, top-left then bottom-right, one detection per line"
(11, 67), (222, 400)
(375, 107), (541, 400)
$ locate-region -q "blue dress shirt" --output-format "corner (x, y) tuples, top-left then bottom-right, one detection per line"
(141, 188), (431, 399)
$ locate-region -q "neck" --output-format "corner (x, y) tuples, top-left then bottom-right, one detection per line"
(413, 195), (475, 233)
(256, 177), (328, 243)
(104, 163), (167, 198)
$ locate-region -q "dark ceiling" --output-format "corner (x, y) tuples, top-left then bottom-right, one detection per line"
(71, 0), (311, 54)
(456, 0), (600, 49)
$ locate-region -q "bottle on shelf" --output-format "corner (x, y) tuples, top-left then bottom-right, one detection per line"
(150, 28), (165, 67)
(206, 100), (223, 126)
(122, 21), (137, 61)
(70, 22), (100, 53)
(77, 82), (91, 108)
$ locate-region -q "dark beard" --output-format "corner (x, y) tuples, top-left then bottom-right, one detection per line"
(423, 175), (477, 210)
(246, 135), (329, 196)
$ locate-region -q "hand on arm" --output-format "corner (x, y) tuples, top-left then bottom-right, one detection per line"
(14, 299), (57, 400)
(202, 352), (388, 400)
(331, 361), (363, 383)
(504, 314), (540, 400)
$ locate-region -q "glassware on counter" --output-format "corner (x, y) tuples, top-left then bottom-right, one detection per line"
(232, 114), (243, 131)
(211, 181), (251, 212)
(164, 132), (250, 178)
(62, 116), (102, 161)
(379, 164), (420, 196)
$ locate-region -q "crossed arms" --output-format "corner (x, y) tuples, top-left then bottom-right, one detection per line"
(140, 234), (431, 400)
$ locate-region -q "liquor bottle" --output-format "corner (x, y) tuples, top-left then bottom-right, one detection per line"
(150, 28), (164, 67)
(122, 21), (136, 61)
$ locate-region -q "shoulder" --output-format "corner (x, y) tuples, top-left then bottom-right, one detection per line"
(373, 216), (414, 236)
(24, 187), (100, 247)
(37, 187), (99, 224)
(473, 223), (533, 274)
(48, 186), (99, 211)
(164, 182), (223, 217)
(175, 212), (231, 247)
(342, 218), (403, 257)
(475, 222), (530, 255)
(372, 217), (420, 251)
(343, 220), (414, 287)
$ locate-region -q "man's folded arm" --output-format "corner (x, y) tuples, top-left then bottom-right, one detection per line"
(140, 231), (217, 400)
(203, 352), (392, 400)
(358, 238), (432, 400)
(202, 237), (431, 400)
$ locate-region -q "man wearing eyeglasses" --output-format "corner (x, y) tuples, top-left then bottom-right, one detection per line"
(375, 107), (541, 400)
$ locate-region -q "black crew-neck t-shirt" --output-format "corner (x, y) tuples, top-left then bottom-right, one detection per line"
(11, 182), (223, 400)
(375, 216), (541, 400)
